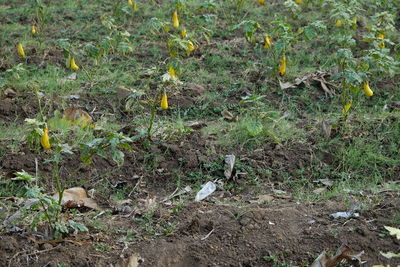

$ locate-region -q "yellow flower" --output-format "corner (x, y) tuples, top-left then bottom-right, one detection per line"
(188, 40), (195, 52)
(128, 0), (133, 6)
(31, 25), (37, 35)
(168, 66), (177, 78)
(295, 0), (302, 4)
(70, 57), (79, 71)
(378, 33), (385, 48)
(173, 11), (179, 28)
(41, 127), (51, 149)
(336, 19), (342, 27)
(133, 2), (138, 11)
(258, 0), (265, 5)
(342, 102), (352, 115)
(161, 93), (168, 110)
(263, 36), (272, 49)
(17, 43), (26, 58)
(279, 55), (286, 76)
(363, 82), (373, 97)
(181, 29), (187, 38)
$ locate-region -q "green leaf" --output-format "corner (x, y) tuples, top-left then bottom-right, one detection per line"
(12, 170), (36, 182)
(111, 149), (125, 166)
(69, 220), (89, 232)
(246, 122), (263, 137)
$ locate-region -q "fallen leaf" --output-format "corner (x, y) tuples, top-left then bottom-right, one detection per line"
(253, 194), (274, 204)
(57, 73), (77, 84)
(279, 80), (296, 89)
(54, 187), (101, 211)
(63, 108), (93, 127)
(321, 120), (332, 139)
(313, 187), (326, 194)
(318, 179), (333, 187)
(380, 251), (400, 259)
(188, 83), (206, 95)
(221, 110), (234, 120)
(311, 245), (364, 267)
(114, 254), (143, 267)
(3, 88), (17, 98)
(224, 154), (236, 179)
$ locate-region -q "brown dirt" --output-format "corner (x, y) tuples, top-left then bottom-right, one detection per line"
(1, 93), (399, 267)
(1, 195), (399, 267)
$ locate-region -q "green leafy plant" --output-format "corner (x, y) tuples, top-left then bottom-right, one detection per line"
(80, 131), (134, 166)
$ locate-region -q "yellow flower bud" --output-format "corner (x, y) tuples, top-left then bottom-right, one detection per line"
(336, 19), (342, 27)
(161, 93), (168, 110)
(188, 40), (195, 52)
(263, 36), (272, 49)
(173, 11), (179, 28)
(342, 102), (352, 115)
(41, 127), (51, 149)
(181, 29), (187, 38)
(258, 0), (266, 5)
(32, 25), (37, 35)
(279, 55), (286, 76)
(168, 66), (177, 78)
(295, 0), (302, 4)
(17, 43), (26, 58)
(70, 57), (79, 71)
(128, 0), (133, 6)
(363, 82), (373, 97)
(133, 2), (138, 11)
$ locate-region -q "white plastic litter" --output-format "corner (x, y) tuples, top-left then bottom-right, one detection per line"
(195, 181), (216, 201)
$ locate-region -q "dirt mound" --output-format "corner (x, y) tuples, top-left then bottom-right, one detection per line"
(2, 196), (399, 266)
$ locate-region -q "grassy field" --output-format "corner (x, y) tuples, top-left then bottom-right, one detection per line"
(0, 0), (400, 266)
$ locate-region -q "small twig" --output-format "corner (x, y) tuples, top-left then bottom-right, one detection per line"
(8, 247), (59, 267)
(201, 228), (215, 241)
(128, 176), (143, 197)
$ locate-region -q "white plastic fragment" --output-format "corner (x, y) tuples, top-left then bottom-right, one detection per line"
(195, 181), (216, 202)
(330, 211), (359, 219)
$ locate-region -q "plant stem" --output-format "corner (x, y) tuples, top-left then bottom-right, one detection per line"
(147, 99), (157, 141)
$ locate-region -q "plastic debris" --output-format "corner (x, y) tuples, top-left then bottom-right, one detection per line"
(195, 181), (216, 201)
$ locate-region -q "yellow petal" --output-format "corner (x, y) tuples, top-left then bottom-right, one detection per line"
(173, 11), (179, 28)
(263, 36), (272, 49)
(363, 82), (373, 97)
(41, 127), (51, 149)
(70, 57), (79, 71)
(128, 0), (133, 6)
(342, 102), (352, 115)
(336, 19), (342, 27)
(161, 93), (168, 110)
(168, 66), (176, 78)
(181, 29), (187, 38)
(279, 55), (286, 76)
(17, 43), (26, 58)
(188, 40), (195, 52)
